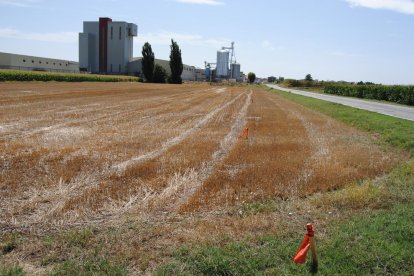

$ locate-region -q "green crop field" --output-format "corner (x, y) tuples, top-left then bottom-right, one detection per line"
(325, 84), (414, 106)
(0, 69), (139, 82)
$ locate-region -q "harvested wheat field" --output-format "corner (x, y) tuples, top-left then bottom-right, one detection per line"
(0, 82), (405, 274)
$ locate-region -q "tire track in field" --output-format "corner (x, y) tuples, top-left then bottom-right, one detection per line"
(64, 89), (252, 225)
(152, 90), (253, 211)
(0, 87), (225, 227)
(15, 89), (247, 227)
(0, 86), (214, 138)
(288, 110), (331, 194)
(113, 91), (246, 174)
(265, 93), (331, 195)
(3, 89), (251, 228)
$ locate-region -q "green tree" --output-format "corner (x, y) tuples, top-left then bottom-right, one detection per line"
(305, 74), (313, 82)
(169, 39), (183, 84)
(248, 72), (256, 84)
(141, 42), (154, 82)
(152, 64), (168, 83)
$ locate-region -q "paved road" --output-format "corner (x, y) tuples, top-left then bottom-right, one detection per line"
(266, 84), (414, 122)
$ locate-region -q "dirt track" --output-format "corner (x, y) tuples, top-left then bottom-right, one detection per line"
(0, 82), (401, 229)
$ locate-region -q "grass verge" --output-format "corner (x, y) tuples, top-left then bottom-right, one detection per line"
(155, 202), (414, 275)
(49, 256), (128, 276)
(0, 265), (25, 276)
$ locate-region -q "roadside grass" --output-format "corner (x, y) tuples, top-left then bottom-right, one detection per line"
(267, 87), (414, 155)
(155, 201), (414, 275)
(0, 265), (25, 276)
(38, 227), (127, 275)
(0, 233), (19, 256)
(49, 256), (128, 276)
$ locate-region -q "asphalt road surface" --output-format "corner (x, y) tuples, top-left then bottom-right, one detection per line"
(266, 84), (414, 122)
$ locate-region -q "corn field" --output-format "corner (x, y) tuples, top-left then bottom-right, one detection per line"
(324, 84), (414, 106)
(0, 69), (139, 82)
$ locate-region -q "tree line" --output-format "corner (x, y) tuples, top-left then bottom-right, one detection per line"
(141, 40), (183, 84)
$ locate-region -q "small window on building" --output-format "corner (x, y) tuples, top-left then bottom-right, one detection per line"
(23, 59), (26, 62)
(39, 61), (42, 64)
(59, 63), (62, 66)
(119, 26), (122, 40)
(53, 62), (56, 65)
(111, 26), (113, 40)
(46, 62), (49, 64)
(32, 60), (34, 63)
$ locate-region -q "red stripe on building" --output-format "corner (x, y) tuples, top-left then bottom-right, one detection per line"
(99, 17), (112, 73)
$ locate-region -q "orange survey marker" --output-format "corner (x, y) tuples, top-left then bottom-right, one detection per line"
(239, 127), (249, 139)
(294, 223), (318, 273)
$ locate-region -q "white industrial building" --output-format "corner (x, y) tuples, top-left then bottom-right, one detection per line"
(0, 52), (79, 73)
(78, 17), (203, 81)
(79, 17), (137, 74)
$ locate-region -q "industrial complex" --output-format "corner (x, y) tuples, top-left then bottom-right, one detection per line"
(205, 42), (242, 82)
(0, 17), (243, 82)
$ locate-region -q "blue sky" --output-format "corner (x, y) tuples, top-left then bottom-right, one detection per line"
(0, 0), (413, 84)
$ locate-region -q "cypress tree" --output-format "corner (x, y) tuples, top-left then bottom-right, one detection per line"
(141, 42), (154, 82)
(169, 39), (183, 84)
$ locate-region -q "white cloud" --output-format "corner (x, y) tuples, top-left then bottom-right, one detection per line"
(137, 30), (230, 48)
(176, 0), (224, 5)
(0, 27), (77, 43)
(0, 0), (40, 7)
(346, 0), (414, 15)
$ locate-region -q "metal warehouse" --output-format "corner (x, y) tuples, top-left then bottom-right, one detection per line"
(0, 52), (79, 73)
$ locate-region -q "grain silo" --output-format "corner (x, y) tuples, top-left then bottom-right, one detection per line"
(216, 50), (229, 78)
(230, 63), (241, 80)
